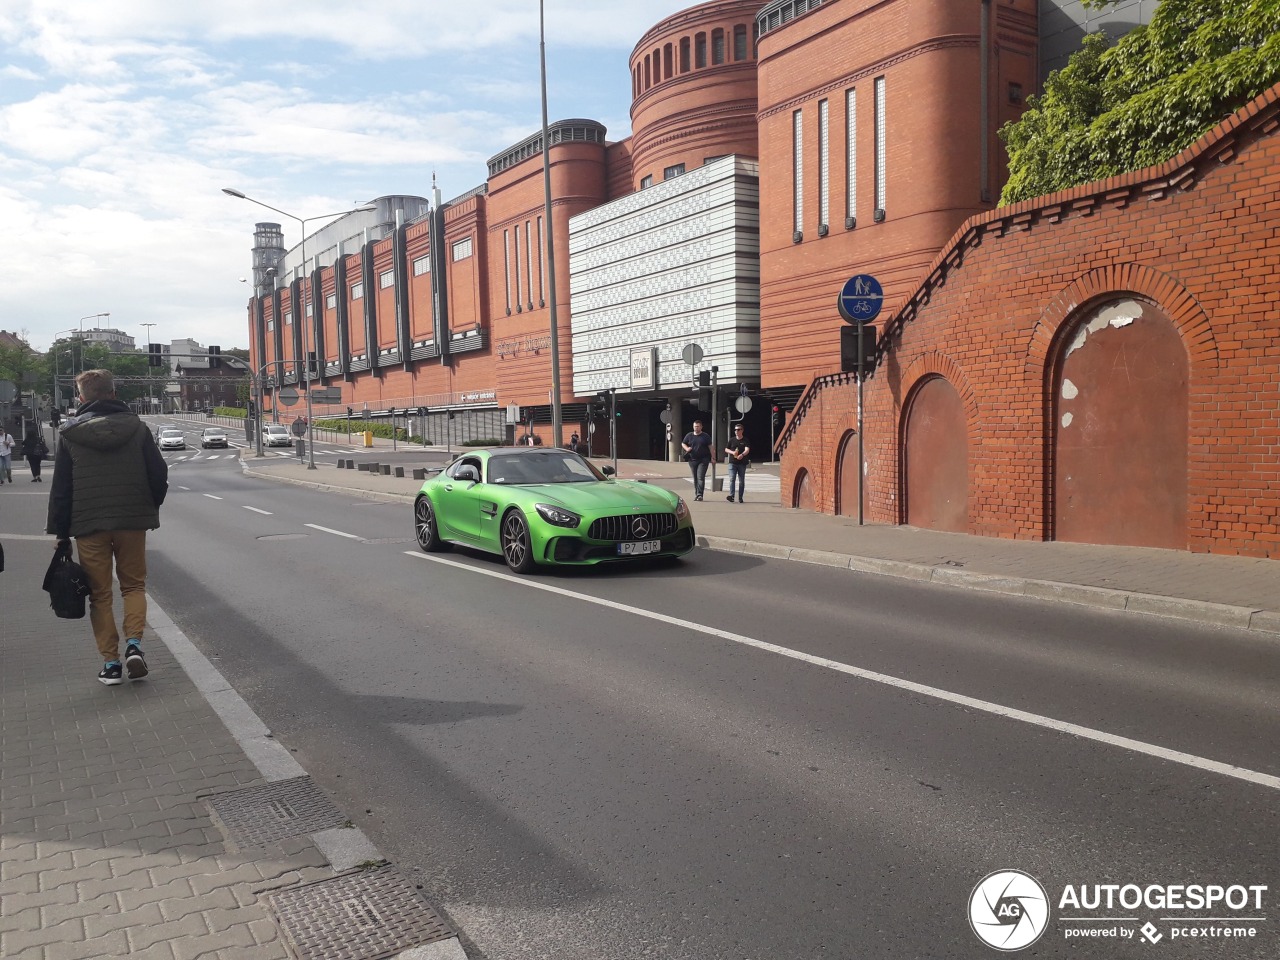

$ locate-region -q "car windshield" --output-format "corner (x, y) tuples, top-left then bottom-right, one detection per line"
(266, 426), (286, 434)
(487, 451), (605, 485)
(203, 429), (224, 436)
(160, 429), (182, 437)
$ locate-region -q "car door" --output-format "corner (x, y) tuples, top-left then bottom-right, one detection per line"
(436, 455), (486, 543)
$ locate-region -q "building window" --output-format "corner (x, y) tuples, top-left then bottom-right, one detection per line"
(503, 229), (511, 312)
(640, 174), (654, 189)
(792, 109), (804, 235)
(326, 293), (337, 309)
(680, 37), (690, 72)
(846, 88), (857, 224)
(412, 255), (430, 276)
(379, 269), (394, 289)
(874, 76), (887, 214)
(267, 319), (274, 332)
(704, 155), (728, 166)
(525, 221), (534, 307)
(284, 311), (293, 325)
(350, 282), (363, 300)
(712, 29), (725, 65)
(1008, 82), (1023, 105)
(306, 302), (313, 316)
(663, 43), (673, 80)
(818, 98), (829, 231)
(452, 237), (473, 261)
(695, 32), (707, 68)
(536, 216), (545, 303)
(734, 25), (749, 61)
(644, 57), (651, 89)
(512, 227), (521, 309)
(664, 163), (685, 180)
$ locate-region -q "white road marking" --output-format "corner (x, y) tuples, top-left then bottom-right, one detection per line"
(202, 494), (223, 500)
(404, 552), (1280, 793)
(243, 506), (272, 515)
(306, 523), (362, 540)
(177, 486), (191, 491)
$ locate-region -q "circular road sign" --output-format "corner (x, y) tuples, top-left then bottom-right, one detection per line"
(838, 274), (884, 324)
(681, 343), (705, 367)
(278, 386), (301, 407)
(734, 396), (753, 414)
(290, 417), (308, 437)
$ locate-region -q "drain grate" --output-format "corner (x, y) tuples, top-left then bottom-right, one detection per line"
(205, 776), (348, 846)
(266, 866), (453, 960)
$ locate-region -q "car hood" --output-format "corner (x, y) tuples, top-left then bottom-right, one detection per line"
(507, 480), (679, 513)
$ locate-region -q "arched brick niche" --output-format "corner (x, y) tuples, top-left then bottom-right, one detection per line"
(900, 375), (970, 533)
(793, 467), (817, 511)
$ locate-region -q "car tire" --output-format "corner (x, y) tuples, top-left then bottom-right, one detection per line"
(414, 496), (449, 553)
(500, 509), (536, 574)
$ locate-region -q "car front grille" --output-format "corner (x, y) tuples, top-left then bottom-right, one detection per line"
(587, 512), (678, 542)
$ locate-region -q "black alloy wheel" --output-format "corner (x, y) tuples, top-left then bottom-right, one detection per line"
(501, 509), (536, 573)
(415, 496), (448, 552)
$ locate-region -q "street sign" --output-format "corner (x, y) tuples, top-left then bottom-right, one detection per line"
(838, 274), (884, 324)
(734, 396), (753, 414)
(308, 387), (342, 403)
(279, 387), (300, 407)
(290, 417), (308, 437)
(681, 343), (705, 367)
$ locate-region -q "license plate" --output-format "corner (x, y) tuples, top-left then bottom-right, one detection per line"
(618, 539), (660, 556)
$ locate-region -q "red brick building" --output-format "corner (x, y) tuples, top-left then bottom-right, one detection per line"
(778, 81), (1280, 558)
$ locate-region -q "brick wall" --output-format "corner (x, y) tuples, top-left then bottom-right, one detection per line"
(778, 81), (1280, 558)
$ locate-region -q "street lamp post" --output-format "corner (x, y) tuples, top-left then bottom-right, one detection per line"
(139, 323), (157, 417)
(78, 313), (110, 374)
(539, 0), (564, 448)
(223, 189), (375, 470)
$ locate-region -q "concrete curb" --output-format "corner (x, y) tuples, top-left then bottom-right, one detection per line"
(698, 535), (1280, 637)
(236, 455), (1279, 639)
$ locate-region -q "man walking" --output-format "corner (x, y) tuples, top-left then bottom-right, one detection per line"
(0, 425), (14, 484)
(681, 419), (713, 501)
(47, 370), (168, 685)
(724, 423), (750, 503)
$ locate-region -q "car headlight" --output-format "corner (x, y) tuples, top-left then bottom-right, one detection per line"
(674, 497), (690, 521)
(535, 503), (581, 528)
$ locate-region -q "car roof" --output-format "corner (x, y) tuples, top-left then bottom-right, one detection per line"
(202, 427), (224, 431)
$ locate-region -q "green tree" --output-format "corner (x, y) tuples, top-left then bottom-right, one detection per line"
(999, 0), (1280, 204)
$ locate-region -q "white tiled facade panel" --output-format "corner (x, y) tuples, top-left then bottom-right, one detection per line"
(569, 156), (760, 397)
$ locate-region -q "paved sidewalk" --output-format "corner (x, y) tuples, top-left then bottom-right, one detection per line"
(236, 437), (1280, 636)
(0, 512), (466, 958)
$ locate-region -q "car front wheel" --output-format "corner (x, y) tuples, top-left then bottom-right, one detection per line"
(501, 510), (536, 574)
(415, 496), (448, 552)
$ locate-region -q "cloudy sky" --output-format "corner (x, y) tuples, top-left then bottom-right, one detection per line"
(0, 0), (686, 352)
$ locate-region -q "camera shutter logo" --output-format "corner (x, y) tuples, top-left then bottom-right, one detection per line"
(969, 870), (1050, 951)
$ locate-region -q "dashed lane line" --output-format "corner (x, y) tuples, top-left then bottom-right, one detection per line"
(243, 506), (272, 515)
(305, 523), (362, 540)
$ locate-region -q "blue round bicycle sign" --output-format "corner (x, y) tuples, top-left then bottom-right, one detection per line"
(838, 274), (883, 324)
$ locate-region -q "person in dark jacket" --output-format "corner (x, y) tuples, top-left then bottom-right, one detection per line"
(47, 369), (168, 685)
(24, 424), (48, 481)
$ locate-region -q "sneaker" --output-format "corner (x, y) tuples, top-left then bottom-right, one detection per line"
(98, 661), (123, 685)
(726, 495), (735, 502)
(124, 642), (149, 680)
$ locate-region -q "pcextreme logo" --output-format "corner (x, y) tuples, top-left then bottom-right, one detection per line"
(969, 870), (1050, 951)
(969, 871), (1269, 950)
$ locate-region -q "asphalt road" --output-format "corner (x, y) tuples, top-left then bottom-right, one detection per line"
(144, 445), (1280, 959)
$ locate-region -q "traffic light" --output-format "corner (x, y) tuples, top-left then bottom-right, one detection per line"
(389, 406), (396, 418)
(148, 343), (163, 367)
(247, 400), (257, 417)
(593, 392), (608, 417)
(772, 405), (785, 434)
(417, 406), (428, 417)
(209, 345), (221, 368)
(306, 351), (317, 375)
(51, 408), (61, 426)
(347, 406), (353, 420)
(697, 370), (712, 411)
(839, 324), (878, 376)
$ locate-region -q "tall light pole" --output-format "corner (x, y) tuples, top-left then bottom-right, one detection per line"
(223, 189), (375, 470)
(79, 312), (110, 374)
(140, 323), (157, 416)
(539, 0), (564, 448)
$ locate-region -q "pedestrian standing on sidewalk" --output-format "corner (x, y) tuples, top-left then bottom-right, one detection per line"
(46, 369), (168, 686)
(24, 424), (48, 482)
(0, 426), (14, 484)
(724, 423), (750, 503)
(681, 420), (713, 501)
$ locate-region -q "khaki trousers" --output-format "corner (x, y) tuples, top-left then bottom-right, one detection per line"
(75, 529), (148, 662)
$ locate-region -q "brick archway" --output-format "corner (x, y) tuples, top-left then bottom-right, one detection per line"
(897, 353), (982, 528)
(793, 467), (817, 511)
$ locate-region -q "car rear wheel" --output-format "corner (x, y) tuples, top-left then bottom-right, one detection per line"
(501, 510), (536, 573)
(415, 496), (448, 552)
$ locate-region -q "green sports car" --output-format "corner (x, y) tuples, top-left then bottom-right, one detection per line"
(413, 447), (695, 572)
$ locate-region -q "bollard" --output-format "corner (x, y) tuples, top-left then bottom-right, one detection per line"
(363, 430), (374, 448)
(394, 467), (405, 478)
(380, 464), (392, 476)
(344, 459), (355, 469)
(412, 468), (426, 480)
(337, 459), (346, 469)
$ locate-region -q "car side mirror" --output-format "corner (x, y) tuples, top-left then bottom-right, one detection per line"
(457, 465), (480, 483)
(601, 465), (616, 477)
